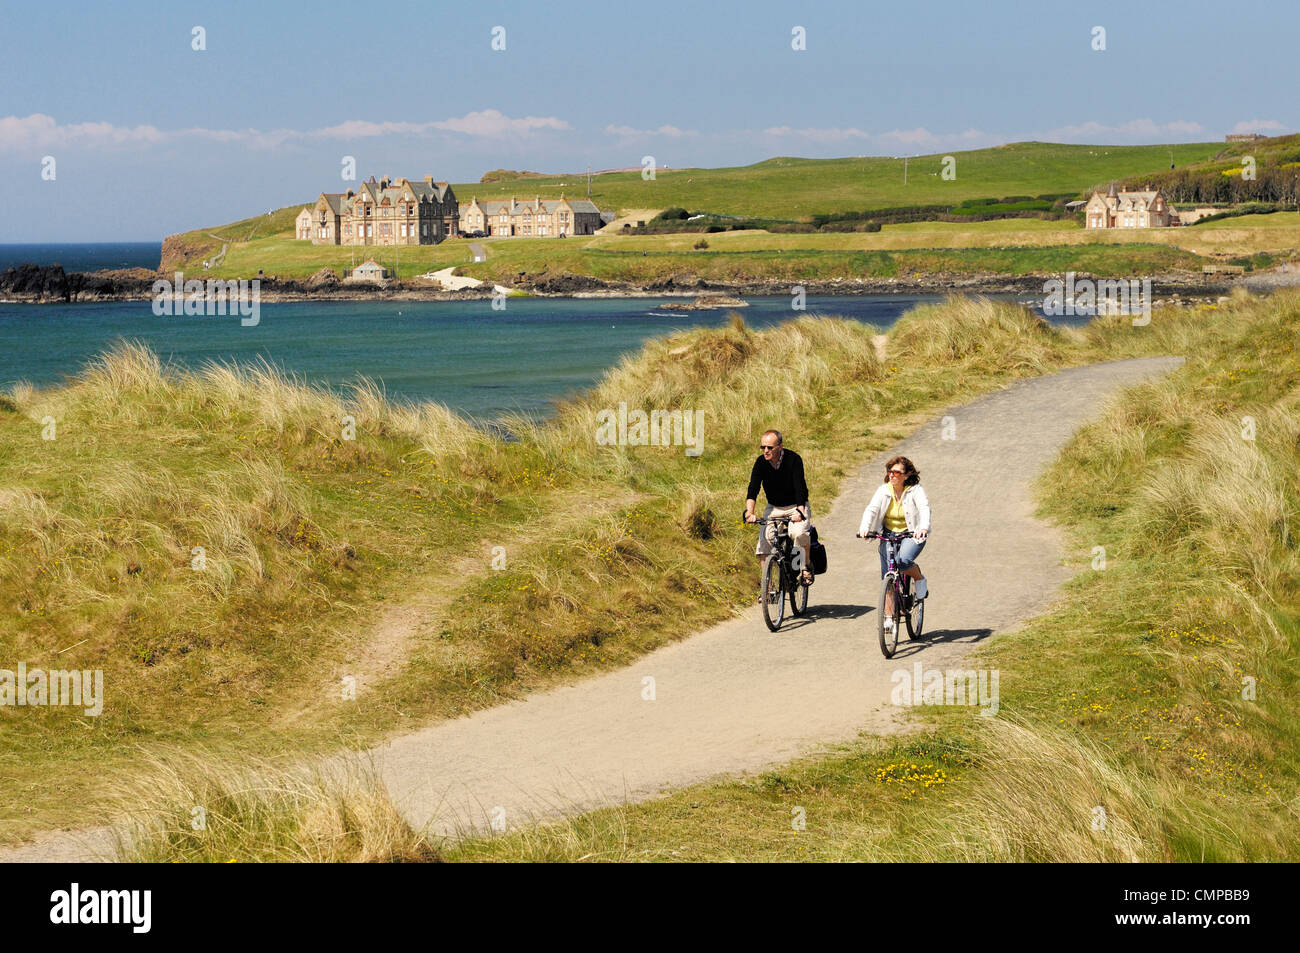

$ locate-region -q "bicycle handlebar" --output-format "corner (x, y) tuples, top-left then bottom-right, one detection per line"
(861, 531), (920, 541)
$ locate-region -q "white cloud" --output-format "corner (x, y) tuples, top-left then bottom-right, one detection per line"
(762, 125), (998, 151)
(0, 110), (572, 152)
(763, 125), (869, 142)
(1042, 118), (1205, 141)
(605, 124), (694, 138)
(1231, 118), (1288, 134)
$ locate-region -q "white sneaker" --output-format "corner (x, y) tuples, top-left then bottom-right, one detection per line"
(883, 617), (894, 632)
(915, 578), (928, 600)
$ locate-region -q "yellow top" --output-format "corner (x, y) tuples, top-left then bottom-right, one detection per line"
(884, 490), (908, 532)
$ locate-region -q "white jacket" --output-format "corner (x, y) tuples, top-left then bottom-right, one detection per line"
(858, 482), (931, 536)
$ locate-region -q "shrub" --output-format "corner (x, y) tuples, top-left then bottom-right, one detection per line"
(653, 207), (689, 221)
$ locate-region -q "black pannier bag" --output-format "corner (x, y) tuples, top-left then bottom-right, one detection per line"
(809, 526), (828, 575)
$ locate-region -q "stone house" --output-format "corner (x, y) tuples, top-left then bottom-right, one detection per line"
(459, 195), (603, 237)
(1084, 183), (1178, 228)
(303, 174), (458, 246)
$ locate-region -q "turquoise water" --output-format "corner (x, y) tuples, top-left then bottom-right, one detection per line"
(0, 295), (1059, 419)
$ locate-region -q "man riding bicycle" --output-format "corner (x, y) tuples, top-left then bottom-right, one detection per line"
(744, 429), (814, 587)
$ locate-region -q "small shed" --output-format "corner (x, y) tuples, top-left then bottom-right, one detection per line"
(348, 259), (389, 281)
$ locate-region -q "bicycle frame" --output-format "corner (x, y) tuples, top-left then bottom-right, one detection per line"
(872, 532), (913, 606)
(756, 516), (798, 588)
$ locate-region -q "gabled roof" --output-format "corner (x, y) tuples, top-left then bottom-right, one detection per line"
(317, 193), (348, 214)
(473, 197), (603, 215)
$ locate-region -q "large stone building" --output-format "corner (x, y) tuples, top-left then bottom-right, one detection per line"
(297, 175), (458, 246)
(459, 195), (603, 237)
(1084, 183), (1178, 229)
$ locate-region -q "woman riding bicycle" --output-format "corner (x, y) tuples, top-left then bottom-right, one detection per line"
(856, 456), (930, 636)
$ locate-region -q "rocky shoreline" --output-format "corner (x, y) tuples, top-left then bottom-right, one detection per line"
(0, 262), (1243, 305)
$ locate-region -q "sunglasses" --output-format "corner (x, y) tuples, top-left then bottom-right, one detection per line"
(761, 444), (778, 451)
(887, 469), (906, 476)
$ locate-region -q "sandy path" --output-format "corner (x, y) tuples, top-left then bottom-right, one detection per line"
(374, 356), (1182, 838)
(1, 355), (1180, 860)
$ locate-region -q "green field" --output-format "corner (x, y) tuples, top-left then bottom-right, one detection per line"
(451, 142), (1223, 220)
(163, 140), (1236, 276)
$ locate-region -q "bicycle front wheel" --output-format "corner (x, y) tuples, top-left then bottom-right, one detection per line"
(761, 556), (785, 632)
(878, 573), (900, 658)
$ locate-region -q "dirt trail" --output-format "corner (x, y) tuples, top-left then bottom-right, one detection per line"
(373, 356), (1182, 838)
(1, 356), (1181, 860)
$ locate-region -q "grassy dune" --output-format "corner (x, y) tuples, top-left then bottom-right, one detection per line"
(4, 300), (1090, 846)
(448, 289), (1300, 862)
(9, 291), (1298, 860)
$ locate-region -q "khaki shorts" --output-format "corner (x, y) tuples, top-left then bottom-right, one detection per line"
(755, 503), (813, 556)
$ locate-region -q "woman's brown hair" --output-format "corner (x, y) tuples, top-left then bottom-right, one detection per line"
(884, 455), (920, 487)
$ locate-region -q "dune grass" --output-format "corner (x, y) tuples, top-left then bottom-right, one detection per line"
(109, 751), (439, 863)
(12, 291), (1296, 860)
(3, 297), (1092, 846)
(447, 289), (1300, 862)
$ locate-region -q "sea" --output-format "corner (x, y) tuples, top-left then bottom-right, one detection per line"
(0, 242), (162, 273)
(0, 243), (1071, 420)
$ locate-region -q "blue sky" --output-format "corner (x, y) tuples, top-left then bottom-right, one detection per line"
(2, 0), (1296, 241)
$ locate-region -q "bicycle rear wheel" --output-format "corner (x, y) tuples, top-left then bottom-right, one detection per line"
(878, 573), (901, 657)
(761, 556), (785, 631)
(905, 593), (925, 640)
(790, 569), (809, 617)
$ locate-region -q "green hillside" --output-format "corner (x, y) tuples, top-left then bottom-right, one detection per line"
(163, 140), (1224, 271)
(455, 141), (1223, 219)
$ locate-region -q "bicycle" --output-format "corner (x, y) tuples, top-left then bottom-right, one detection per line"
(749, 514), (812, 632)
(863, 531), (925, 657)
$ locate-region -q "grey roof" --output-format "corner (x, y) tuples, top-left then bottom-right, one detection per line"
(470, 197), (602, 215)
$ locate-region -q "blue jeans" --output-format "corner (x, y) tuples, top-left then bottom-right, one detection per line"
(879, 536), (926, 577)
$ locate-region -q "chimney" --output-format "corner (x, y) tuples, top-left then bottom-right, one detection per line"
(425, 175), (434, 186)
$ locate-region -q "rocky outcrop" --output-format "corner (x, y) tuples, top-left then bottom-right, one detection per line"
(515, 269), (615, 293)
(0, 264), (158, 302)
(306, 267), (340, 289)
(656, 294), (749, 311)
